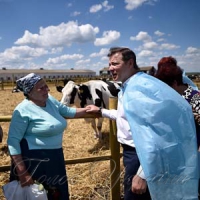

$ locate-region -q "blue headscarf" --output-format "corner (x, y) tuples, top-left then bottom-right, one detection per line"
(16, 73), (42, 95)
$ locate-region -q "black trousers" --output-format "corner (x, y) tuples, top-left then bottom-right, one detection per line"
(10, 139), (69, 200)
(122, 144), (151, 200)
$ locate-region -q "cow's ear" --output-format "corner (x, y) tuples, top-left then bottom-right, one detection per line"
(56, 86), (64, 93)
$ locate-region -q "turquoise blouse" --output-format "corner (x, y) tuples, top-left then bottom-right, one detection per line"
(7, 94), (76, 155)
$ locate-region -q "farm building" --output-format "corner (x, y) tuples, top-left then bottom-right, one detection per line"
(0, 68), (96, 82)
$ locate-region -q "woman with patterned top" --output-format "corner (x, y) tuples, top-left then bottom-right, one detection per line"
(155, 56), (200, 148)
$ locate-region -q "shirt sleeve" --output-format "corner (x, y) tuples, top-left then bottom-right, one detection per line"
(7, 109), (29, 155)
(136, 165), (146, 179)
(102, 109), (117, 120)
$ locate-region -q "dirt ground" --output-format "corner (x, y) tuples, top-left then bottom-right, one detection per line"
(0, 84), (124, 200)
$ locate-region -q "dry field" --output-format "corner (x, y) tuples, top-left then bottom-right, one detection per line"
(0, 84), (124, 200)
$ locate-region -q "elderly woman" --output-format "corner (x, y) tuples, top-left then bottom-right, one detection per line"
(7, 73), (90, 200)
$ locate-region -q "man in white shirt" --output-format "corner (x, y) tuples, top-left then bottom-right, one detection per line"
(87, 47), (151, 199)
(87, 47), (199, 200)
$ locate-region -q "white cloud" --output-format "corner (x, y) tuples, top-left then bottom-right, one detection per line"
(130, 31), (151, 42)
(143, 41), (158, 49)
(101, 56), (108, 61)
(90, 1), (114, 13)
(75, 59), (91, 66)
(46, 54), (84, 65)
(157, 38), (165, 42)
(0, 46), (50, 70)
(0, 46), (48, 62)
(50, 47), (63, 54)
(160, 43), (180, 50)
(125, 0), (147, 10)
(90, 48), (109, 57)
(138, 50), (154, 57)
(175, 52), (200, 72)
(94, 30), (120, 46)
(15, 21), (99, 48)
(154, 30), (165, 37)
(90, 4), (102, 13)
(67, 3), (72, 7)
(186, 47), (200, 54)
(71, 11), (81, 17)
(128, 16), (133, 20)
(125, 0), (158, 10)
(102, 1), (114, 12)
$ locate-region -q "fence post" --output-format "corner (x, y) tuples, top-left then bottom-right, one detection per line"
(0, 80), (4, 90)
(109, 97), (121, 200)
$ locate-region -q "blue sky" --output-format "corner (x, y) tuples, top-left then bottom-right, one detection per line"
(0, 0), (200, 74)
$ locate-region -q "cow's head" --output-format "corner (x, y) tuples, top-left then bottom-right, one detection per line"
(60, 81), (79, 106)
(60, 81), (93, 108)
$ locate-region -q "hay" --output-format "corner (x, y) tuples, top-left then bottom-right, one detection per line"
(0, 84), (124, 200)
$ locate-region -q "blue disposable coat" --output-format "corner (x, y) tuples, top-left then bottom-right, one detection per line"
(123, 72), (199, 200)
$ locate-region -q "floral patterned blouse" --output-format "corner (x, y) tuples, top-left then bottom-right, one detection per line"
(182, 85), (200, 147)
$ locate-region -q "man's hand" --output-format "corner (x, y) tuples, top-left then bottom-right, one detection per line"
(131, 175), (147, 194)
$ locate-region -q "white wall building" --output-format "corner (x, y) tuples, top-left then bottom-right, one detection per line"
(0, 68), (96, 81)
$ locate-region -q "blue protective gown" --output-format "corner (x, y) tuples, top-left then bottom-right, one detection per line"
(123, 72), (199, 200)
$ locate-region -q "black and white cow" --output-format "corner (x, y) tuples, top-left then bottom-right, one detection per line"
(57, 80), (121, 139)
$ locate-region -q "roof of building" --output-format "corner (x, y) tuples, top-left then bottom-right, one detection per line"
(0, 69), (96, 74)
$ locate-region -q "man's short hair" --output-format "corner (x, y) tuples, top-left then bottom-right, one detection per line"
(107, 47), (139, 69)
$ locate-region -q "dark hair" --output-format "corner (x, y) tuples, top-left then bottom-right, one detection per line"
(107, 47), (139, 69)
(155, 56), (183, 86)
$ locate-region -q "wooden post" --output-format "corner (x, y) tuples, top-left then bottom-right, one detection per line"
(109, 97), (121, 200)
(12, 74), (14, 88)
(0, 80), (4, 90)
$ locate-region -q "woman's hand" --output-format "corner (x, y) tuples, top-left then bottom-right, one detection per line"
(85, 105), (100, 113)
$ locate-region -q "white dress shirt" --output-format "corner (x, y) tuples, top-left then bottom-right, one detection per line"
(101, 88), (145, 179)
